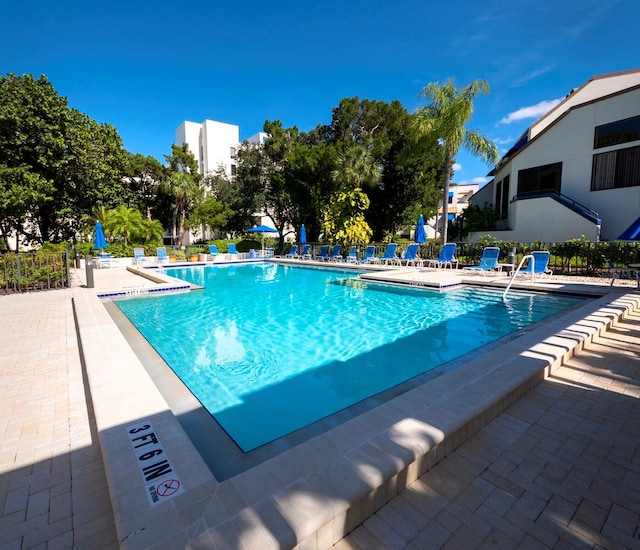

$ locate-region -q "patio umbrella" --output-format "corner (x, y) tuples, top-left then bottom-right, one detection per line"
(93, 220), (107, 251)
(415, 215), (427, 243)
(299, 224), (307, 244)
(245, 225), (279, 252)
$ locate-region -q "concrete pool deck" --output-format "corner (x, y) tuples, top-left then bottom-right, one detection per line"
(1, 260), (639, 548)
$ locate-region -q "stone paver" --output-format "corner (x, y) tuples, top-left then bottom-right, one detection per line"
(0, 289), (117, 549)
(337, 307), (640, 549)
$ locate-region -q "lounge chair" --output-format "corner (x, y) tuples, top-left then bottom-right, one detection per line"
(371, 243), (398, 265)
(300, 244), (312, 260)
(285, 245), (299, 259)
(156, 247), (169, 264)
(133, 248), (146, 265)
(95, 252), (114, 269)
(515, 251), (553, 279)
(344, 246), (358, 263)
(227, 243), (239, 256)
(462, 247), (500, 276)
(358, 245), (377, 263)
(395, 243), (421, 267)
(424, 243), (458, 270)
(314, 245), (330, 261)
(265, 248), (274, 258)
(327, 245), (342, 261)
(209, 245), (219, 258)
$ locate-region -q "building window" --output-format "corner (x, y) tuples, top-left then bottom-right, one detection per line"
(231, 164), (237, 176)
(591, 145), (640, 190)
(594, 115), (640, 149)
(517, 162), (562, 196)
(230, 147), (236, 159)
(495, 175), (510, 220)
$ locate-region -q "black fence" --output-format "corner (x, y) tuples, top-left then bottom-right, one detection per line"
(279, 240), (640, 277)
(1, 251), (71, 294)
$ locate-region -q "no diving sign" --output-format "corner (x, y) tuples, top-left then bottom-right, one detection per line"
(127, 422), (184, 506)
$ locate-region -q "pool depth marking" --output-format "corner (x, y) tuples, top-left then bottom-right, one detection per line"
(127, 422), (184, 506)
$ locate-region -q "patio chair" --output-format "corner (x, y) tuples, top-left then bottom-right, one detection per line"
(227, 243), (239, 256)
(314, 245), (330, 261)
(209, 245), (219, 258)
(462, 247), (500, 276)
(371, 243), (398, 265)
(424, 243), (458, 270)
(327, 244), (342, 261)
(515, 251), (553, 279)
(133, 248), (146, 265)
(395, 243), (422, 267)
(300, 244), (312, 260)
(358, 245), (377, 263)
(285, 245), (299, 258)
(344, 246), (358, 263)
(156, 247), (169, 264)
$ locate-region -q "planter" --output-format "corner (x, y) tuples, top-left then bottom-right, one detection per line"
(169, 255), (177, 263)
(189, 254), (199, 262)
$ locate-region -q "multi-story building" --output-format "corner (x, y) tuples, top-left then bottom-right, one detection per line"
(423, 183), (479, 240)
(176, 120), (239, 178)
(470, 69), (640, 243)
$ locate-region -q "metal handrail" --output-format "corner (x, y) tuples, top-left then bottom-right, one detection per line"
(503, 254), (534, 299)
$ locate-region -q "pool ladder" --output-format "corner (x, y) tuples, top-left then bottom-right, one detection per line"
(503, 254), (535, 299)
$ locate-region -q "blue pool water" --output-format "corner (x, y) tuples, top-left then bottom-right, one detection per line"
(114, 263), (582, 451)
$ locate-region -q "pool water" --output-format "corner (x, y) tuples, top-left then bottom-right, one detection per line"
(114, 263), (582, 451)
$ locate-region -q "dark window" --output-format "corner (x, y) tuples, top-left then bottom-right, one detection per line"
(230, 164), (237, 176)
(495, 175), (510, 219)
(591, 145), (640, 190)
(594, 115), (640, 149)
(517, 162), (562, 195)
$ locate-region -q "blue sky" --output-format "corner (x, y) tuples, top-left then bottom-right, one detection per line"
(4, 0), (638, 187)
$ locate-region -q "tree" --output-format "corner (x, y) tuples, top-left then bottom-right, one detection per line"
(106, 205), (144, 246)
(163, 144), (203, 246)
(0, 73), (127, 246)
(123, 152), (165, 219)
(409, 79), (499, 243)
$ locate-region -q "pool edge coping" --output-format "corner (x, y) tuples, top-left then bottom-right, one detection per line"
(72, 277), (640, 548)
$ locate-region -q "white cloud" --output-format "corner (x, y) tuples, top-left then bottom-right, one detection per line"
(499, 98), (563, 124)
(452, 162), (462, 172)
(456, 176), (490, 186)
(512, 66), (554, 87)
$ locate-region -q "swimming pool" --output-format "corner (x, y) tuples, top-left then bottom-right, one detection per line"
(114, 263), (583, 451)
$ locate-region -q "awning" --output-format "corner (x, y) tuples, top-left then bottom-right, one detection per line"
(448, 191), (454, 197)
(448, 213), (455, 220)
(617, 216), (640, 240)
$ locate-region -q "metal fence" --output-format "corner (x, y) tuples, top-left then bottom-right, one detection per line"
(1, 251), (70, 294)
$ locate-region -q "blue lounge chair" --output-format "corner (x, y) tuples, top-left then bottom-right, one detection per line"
(156, 247), (169, 264)
(462, 247), (500, 276)
(227, 243), (239, 256)
(516, 251), (553, 279)
(133, 247), (146, 265)
(358, 245), (377, 263)
(327, 244), (342, 261)
(395, 243), (421, 266)
(344, 246), (358, 263)
(300, 244), (312, 260)
(314, 245), (330, 261)
(424, 243), (458, 270)
(371, 243), (398, 264)
(208, 245), (219, 258)
(285, 245), (299, 258)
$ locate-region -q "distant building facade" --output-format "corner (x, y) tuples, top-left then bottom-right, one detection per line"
(176, 120), (239, 178)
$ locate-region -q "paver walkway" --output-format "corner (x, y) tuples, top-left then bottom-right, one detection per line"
(0, 290), (117, 549)
(336, 307), (640, 549)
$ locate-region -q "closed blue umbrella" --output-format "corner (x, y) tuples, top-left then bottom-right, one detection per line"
(415, 215), (427, 243)
(94, 221), (107, 250)
(299, 224), (307, 244)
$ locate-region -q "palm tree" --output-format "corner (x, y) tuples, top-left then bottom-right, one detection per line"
(410, 79), (499, 243)
(107, 205), (144, 246)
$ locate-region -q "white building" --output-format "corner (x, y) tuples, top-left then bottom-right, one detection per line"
(424, 183), (479, 240)
(470, 69), (640, 243)
(176, 120), (239, 177)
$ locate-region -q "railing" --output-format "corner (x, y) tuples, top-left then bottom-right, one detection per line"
(503, 255), (534, 299)
(1, 251), (70, 294)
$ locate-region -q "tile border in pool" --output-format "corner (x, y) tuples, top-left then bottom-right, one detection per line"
(72, 277), (640, 548)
